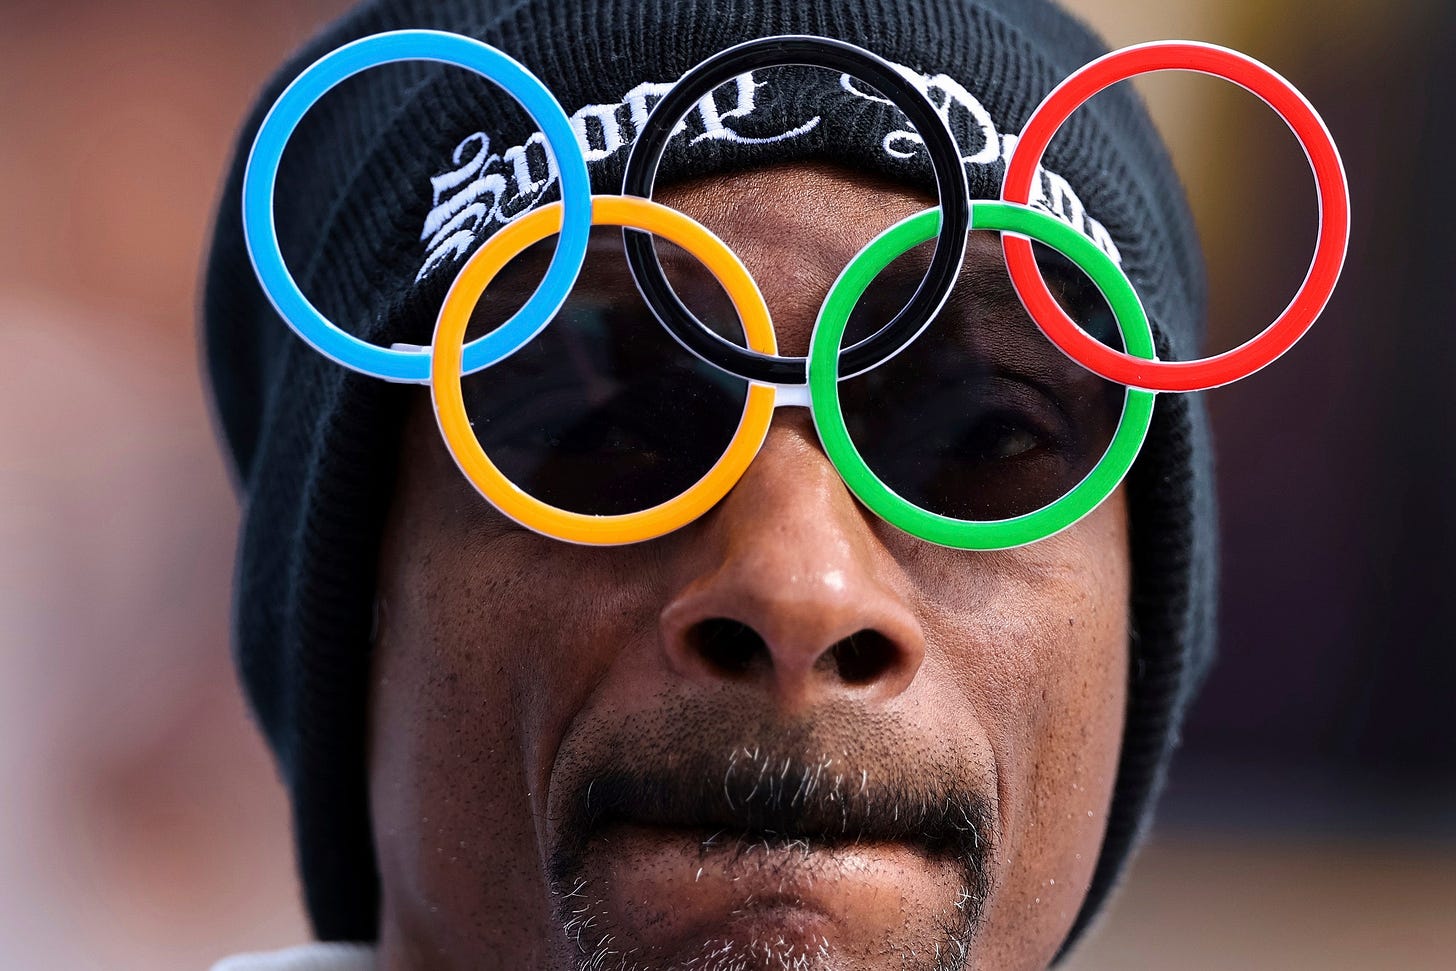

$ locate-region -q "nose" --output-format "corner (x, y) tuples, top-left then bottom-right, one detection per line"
(659, 415), (926, 710)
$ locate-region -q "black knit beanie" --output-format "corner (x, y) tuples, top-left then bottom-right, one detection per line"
(202, 0), (1217, 959)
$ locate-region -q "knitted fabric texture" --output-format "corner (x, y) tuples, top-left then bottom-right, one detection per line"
(202, 0), (1218, 957)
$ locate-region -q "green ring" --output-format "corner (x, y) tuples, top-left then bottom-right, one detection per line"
(807, 201), (1158, 550)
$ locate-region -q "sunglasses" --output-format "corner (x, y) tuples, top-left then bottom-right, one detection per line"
(243, 32), (1348, 549)
(429, 197), (1153, 547)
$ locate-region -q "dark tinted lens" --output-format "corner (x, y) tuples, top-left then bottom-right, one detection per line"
(837, 234), (1127, 522)
(460, 229), (750, 517)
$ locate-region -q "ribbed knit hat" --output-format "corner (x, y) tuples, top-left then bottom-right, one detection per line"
(202, 0), (1217, 959)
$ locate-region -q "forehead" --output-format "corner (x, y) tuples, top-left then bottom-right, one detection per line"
(655, 162), (933, 250)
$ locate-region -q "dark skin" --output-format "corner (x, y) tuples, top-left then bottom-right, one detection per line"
(368, 163), (1130, 970)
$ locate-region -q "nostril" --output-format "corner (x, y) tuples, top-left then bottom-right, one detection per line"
(673, 615), (915, 694)
(824, 629), (899, 685)
(685, 617), (770, 678)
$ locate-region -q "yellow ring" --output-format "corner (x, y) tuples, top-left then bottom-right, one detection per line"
(430, 195), (778, 546)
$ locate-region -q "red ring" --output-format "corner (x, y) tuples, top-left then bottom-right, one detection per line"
(1002, 41), (1349, 392)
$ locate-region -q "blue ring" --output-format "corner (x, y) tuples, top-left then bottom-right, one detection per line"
(241, 30), (592, 382)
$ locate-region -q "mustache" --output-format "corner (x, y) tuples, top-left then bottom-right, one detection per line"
(572, 747), (991, 855)
(547, 706), (996, 916)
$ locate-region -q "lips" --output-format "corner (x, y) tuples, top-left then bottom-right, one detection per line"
(561, 809), (981, 969)
(553, 745), (992, 895)
(587, 778), (973, 861)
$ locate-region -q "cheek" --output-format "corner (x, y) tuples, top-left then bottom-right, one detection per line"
(367, 523), (557, 953)
(366, 460), (670, 955)
(897, 490), (1129, 967)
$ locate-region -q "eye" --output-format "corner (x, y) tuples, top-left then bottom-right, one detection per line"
(961, 414), (1043, 462)
(988, 422), (1040, 460)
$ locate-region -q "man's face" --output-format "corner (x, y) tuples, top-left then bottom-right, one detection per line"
(368, 163), (1130, 971)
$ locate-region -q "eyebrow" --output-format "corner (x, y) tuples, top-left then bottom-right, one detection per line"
(479, 227), (1120, 363)
(842, 241), (1117, 354)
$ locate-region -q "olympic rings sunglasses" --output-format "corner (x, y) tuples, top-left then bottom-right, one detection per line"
(242, 31), (1349, 550)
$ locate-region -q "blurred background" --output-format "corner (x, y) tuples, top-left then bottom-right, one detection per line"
(1, 0), (1452, 967)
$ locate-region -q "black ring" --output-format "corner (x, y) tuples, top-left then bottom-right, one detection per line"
(621, 35), (971, 385)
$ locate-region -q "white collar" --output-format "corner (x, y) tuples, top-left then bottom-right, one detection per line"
(210, 943), (375, 971)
